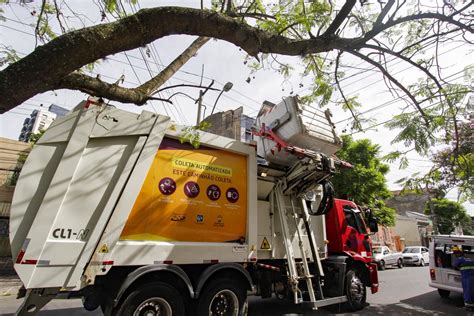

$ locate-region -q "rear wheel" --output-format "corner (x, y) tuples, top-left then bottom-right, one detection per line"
(197, 277), (247, 316)
(114, 282), (185, 316)
(378, 260), (385, 271)
(397, 258), (403, 268)
(437, 289), (450, 298)
(344, 269), (366, 311)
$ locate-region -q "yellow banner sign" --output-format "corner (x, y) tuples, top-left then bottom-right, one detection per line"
(120, 138), (248, 243)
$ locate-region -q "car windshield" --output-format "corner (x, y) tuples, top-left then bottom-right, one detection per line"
(403, 248), (420, 253)
(373, 247), (382, 254)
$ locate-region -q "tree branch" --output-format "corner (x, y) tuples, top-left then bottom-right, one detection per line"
(58, 36), (210, 104)
(322, 0), (357, 37)
(362, 43), (443, 92)
(334, 51), (361, 130)
(0, 7), (356, 113)
(364, 12), (473, 42)
(140, 36), (209, 96)
(373, 0), (395, 28)
(347, 49), (430, 126)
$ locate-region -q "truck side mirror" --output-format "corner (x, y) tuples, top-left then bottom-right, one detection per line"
(369, 218), (378, 233)
(366, 210), (378, 233)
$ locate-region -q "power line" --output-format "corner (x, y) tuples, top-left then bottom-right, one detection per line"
(334, 68), (471, 125)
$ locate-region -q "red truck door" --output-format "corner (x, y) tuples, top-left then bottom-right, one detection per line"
(325, 199), (372, 260)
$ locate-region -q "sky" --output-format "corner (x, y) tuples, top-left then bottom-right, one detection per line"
(0, 0), (472, 215)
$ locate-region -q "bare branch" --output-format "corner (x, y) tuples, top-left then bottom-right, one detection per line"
(35, 0), (47, 47)
(323, 0), (357, 37)
(140, 37), (209, 95)
(364, 12), (473, 42)
(334, 51), (361, 130)
(373, 0), (395, 27)
(362, 44), (444, 92)
(58, 36), (210, 104)
(347, 49), (430, 126)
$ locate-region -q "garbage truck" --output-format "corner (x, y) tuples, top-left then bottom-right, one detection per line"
(10, 96), (379, 315)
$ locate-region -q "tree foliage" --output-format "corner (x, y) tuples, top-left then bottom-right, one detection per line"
(332, 135), (396, 226)
(0, 1), (472, 201)
(425, 198), (472, 235)
(0, 0), (472, 120)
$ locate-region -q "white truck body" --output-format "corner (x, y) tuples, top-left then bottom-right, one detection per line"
(10, 99), (375, 316)
(429, 235), (474, 296)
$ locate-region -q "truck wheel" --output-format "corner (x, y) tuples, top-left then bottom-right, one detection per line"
(437, 289), (450, 298)
(397, 258), (403, 268)
(197, 278), (247, 316)
(344, 270), (366, 311)
(114, 282), (185, 316)
(378, 260), (385, 271)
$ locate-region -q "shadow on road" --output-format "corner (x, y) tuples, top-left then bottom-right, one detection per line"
(249, 291), (471, 315)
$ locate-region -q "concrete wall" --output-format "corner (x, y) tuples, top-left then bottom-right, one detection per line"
(0, 138), (31, 265)
(385, 191), (431, 216)
(0, 138), (30, 186)
(204, 107), (243, 140)
(393, 216), (423, 247)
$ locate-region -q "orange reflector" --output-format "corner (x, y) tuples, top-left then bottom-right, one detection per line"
(430, 268), (436, 280)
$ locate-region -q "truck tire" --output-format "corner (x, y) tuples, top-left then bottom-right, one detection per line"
(397, 258), (403, 268)
(197, 277), (247, 316)
(344, 270), (366, 312)
(114, 282), (185, 316)
(378, 260), (385, 271)
(437, 289), (450, 298)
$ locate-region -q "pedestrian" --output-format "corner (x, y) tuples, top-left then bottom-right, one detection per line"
(452, 246), (474, 312)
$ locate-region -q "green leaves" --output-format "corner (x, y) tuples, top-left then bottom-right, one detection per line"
(426, 198), (472, 235)
(0, 47), (20, 67)
(386, 112), (437, 156)
(332, 135), (396, 226)
(179, 121), (211, 149)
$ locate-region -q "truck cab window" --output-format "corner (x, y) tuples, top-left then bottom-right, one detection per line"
(343, 206), (365, 234)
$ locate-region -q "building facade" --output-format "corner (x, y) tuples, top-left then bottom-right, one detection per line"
(203, 107), (255, 143)
(18, 104), (68, 142)
(386, 191), (433, 247)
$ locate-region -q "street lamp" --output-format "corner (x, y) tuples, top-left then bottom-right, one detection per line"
(210, 82), (233, 116)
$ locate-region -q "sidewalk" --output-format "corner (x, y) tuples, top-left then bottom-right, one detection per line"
(0, 257), (21, 298)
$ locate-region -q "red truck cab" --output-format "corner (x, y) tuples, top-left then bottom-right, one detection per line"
(325, 198), (379, 294)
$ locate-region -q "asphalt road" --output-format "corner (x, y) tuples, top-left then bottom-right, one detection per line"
(0, 265), (471, 315)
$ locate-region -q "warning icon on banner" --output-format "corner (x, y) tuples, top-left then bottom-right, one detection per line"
(260, 237), (271, 250)
(99, 244), (109, 253)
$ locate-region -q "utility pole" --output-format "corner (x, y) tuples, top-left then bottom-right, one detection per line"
(196, 90), (203, 125)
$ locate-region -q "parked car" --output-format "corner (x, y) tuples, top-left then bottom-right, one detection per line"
(372, 246), (403, 270)
(402, 246), (430, 266)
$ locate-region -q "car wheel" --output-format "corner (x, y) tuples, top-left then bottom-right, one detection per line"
(397, 258), (403, 268)
(196, 277), (247, 316)
(114, 282), (185, 316)
(343, 269), (367, 311)
(378, 260), (385, 271)
(438, 289), (450, 298)
(420, 259), (425, 267)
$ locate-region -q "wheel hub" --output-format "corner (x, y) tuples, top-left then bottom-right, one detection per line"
(209, 290), (239, 316)
(349, 276), (364, 302)
(134, 297), (172, 316)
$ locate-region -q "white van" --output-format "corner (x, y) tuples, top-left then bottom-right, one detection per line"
(429, 235), (474, 298)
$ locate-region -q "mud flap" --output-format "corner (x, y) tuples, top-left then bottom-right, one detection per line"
(15, 288), (59, 316)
